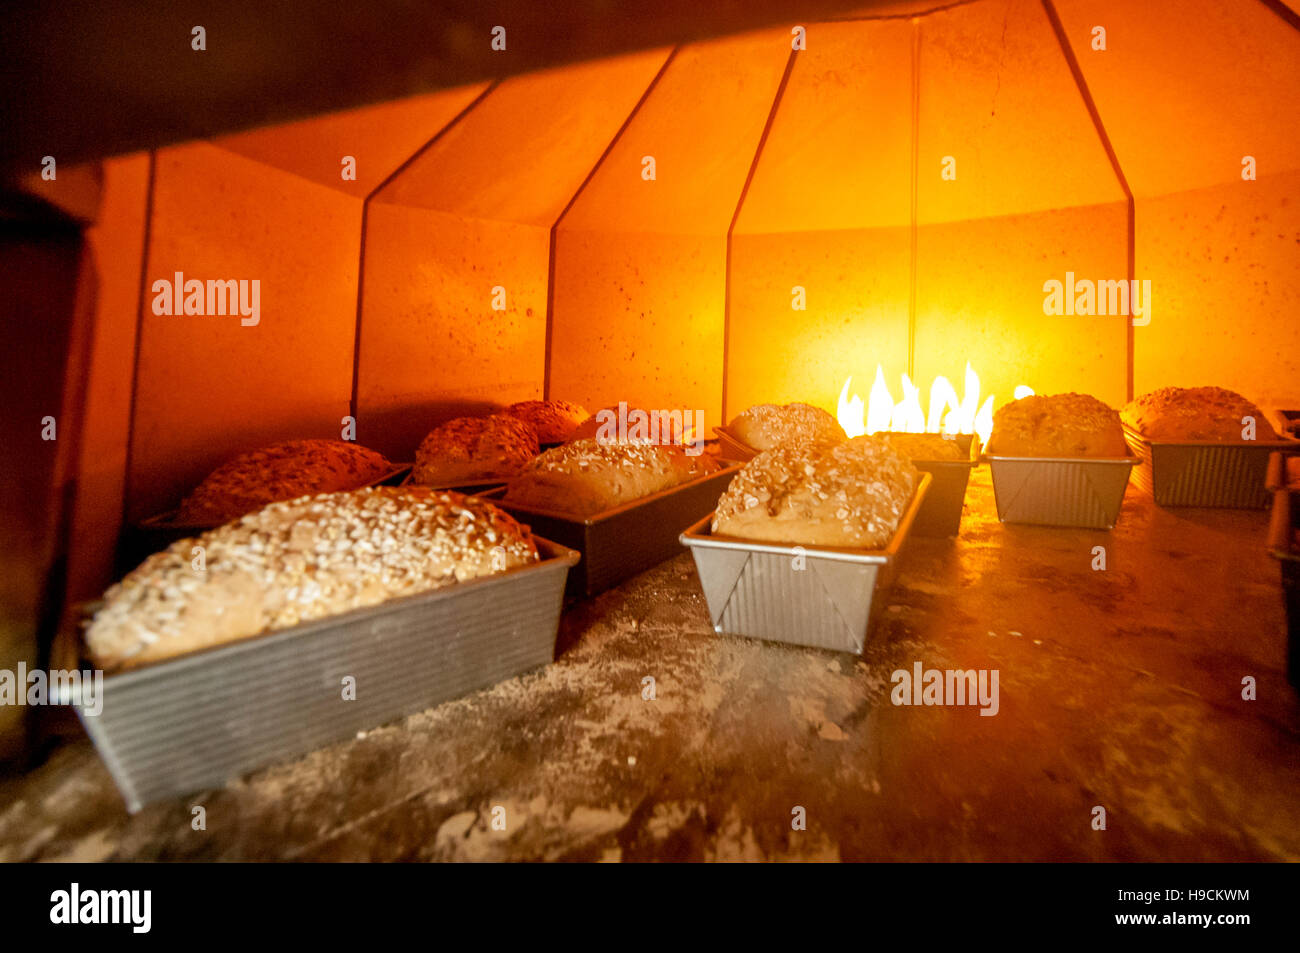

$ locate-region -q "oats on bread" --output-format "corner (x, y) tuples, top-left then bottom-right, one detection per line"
(87, 487), (538, 671)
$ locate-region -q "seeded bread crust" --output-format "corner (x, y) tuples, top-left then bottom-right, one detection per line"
(1121, 386), (1278, 442)
(990, 393), (1128, 458)
(505, 399), (589, 443)
(504, 438), (720, 517)
(412, 415), (539, 485)
(877, 432), (966, 461)
(175, 439), (394, 525)
(727, 402), (846, 451)
(712, 439), (916, 548)
(87, 487), (539, 671)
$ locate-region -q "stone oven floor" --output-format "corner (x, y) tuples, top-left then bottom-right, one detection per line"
(2, 469), (1298, 861)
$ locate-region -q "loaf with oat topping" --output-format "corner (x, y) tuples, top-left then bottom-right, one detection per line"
(727, 402), (845, 451)
(503, 438), (719, 516)
(86, 487), (539, 671)
(711, 439), (917, 548)
(504, 399), (589, 444)
(412, 414), (539, 486)
(877, 432), (966, 461)
(1121, 386), (1279, 442)
(990, 393), (1128, 457)
(175, 439), (394, 525)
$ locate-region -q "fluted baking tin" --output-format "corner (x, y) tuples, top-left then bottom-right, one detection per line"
(488, 464), (741, 597)
(983, 448), (1133, 529)
(712, 426), (759, 462)
(73, 537), (579, 812)
(1267, 451), (1300, 690)
(679, 473), (930, 654)
(907, 434), (977, 537)
(1122, 424), (1295, 509)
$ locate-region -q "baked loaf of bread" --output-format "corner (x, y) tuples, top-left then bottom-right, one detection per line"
(727, 402), (846, 451)
(1121, 386), (1279, 442)
(86, 487), (539, 671)
(175, 439), (394, 525)
(712, 439), (916, 548)
(412, 414), (539, 485)
(990, 393), (1128, 457)
(565, 404), (693, 445)
(504, 438), (719, 516)
(877, 432), (966, 461)
(505, 399), (589, 444)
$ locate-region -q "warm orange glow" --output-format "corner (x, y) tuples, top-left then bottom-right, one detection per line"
(838, 363), (1030, 446)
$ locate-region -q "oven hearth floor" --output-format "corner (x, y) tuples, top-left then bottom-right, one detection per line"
(2, 469), (1298, 861)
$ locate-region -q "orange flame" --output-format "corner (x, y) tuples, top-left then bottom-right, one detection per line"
(837, 363), (1031, 446)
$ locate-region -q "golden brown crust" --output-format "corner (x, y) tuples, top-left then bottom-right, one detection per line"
(504, 399), (589, 443)
(175, 439), (394, 525)
(565, 404), (696, 445)
(87, 487), (539, 672)
(412, 415), (539, 485)
(504, 438), (719, 517)
(876, 432), (966, 461)
(1121, 386), (1279, 442)
(727, 402), (846, 451)
(712, 438), (916, 548)
(990, 393), (1128, 458)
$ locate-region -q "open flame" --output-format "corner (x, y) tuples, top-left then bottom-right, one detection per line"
(837, 363), (1031, 446)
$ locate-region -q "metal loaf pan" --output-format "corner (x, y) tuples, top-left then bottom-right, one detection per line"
(1122, 423), (1295, 509)
(712, 426), (759, 462)
(1266, 451), (1300, 690)
(401, 469), (514, 495)
(907, 434), (977, 537)
(982, 444), (1134, 529)
(488, 464), (742, 598)
(679, 473), (930, 655)
(74, 537), (579, 812)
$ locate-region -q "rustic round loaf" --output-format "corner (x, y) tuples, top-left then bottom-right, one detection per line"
(504, 399), (589, 444)
(727, 402), (846, 451)
(877, 432), (966, 461)
(412, 414), (539, 485)
(504, 438), (719, 516)
(86, 487), (539, 671)
(175, 439), (395, 525)
(1121, 386), (1278, 442)
(990, 393), (1128, 457)
(712, 438), (916, 548)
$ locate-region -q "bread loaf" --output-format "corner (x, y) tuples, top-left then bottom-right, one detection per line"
(175, 439), (394, 525)
(1121, 386), (1279, 442)
(412, 414), (539, 486)
(727, 402), (845, 451)
(504, 438), (719, 517)
(505, 399), (589, 444)
(712, 439), (916, 548)
(87, 487), (539, 671)
(990, 393), (1128, 457)
(877, 432), (966, 461)
(566, 404), (694, 446)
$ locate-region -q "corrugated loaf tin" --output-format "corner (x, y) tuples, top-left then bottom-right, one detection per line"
(983, 444), (1134, 529)
(679, 473), (930, 655)
(712, 426), (759, 462)
(908, 434), (977, 537)
(1123, 423), (1295, 509)
(74, 537), (579, 812)
(488, 463), (741, 597)
(1266, 450), (1300, 690)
